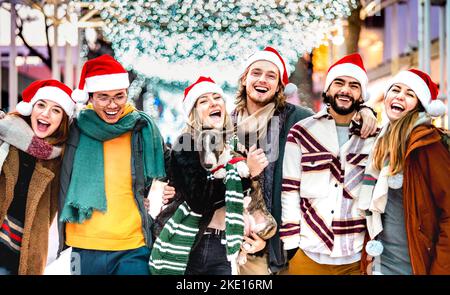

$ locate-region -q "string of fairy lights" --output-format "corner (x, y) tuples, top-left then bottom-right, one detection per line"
(82, 0), (357, 84)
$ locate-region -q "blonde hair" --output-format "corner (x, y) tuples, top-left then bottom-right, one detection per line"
(234, 68), (286, 112)
(182, 97), (234, 136)
(372, 108), (420, 174)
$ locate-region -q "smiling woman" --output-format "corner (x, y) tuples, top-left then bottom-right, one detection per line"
(361, 69), (450, 275)
(150, 76), (268, 275)
(0, 79), (74, 275)
(31, 100), (65, 139)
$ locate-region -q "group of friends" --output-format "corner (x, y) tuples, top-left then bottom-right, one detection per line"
(0, 45), (448, 275)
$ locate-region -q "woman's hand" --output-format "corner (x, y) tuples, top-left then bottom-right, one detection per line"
(246, 145), (269, 178)
(163, 184), (176, 204)
(365, 255), (374, 275)
(144, 198), (150, 211)
(355, 107), (378, 139)
(241, 232), (266, 254)
(0, 110), (6, 119)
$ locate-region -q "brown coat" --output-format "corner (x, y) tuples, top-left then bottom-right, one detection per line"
(362, 125), (450, 274)
(0, 147), (61, 275)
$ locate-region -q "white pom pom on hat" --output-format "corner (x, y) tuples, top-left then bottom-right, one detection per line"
(16, 101), (33, 116)
(426, 98), (446, 117)
(284, 83), (298, 96)
(71, 88), (89, 104)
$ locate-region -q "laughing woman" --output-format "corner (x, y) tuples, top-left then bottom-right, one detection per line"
(150, 77), (268, 275)
(0, 80), (74, 275)
(360, 69), (450, 275)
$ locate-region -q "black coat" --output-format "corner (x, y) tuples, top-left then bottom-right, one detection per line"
(154, 133), (249, 249)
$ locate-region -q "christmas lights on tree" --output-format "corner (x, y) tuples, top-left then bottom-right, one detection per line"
(82, 0), (356, 84)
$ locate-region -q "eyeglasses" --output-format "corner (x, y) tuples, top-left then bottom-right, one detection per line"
(94, 93), (128, 106)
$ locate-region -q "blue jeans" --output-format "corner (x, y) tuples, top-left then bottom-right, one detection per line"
(0, 267), (12, 275)
(185, 233), (231, 275)
(71, 246), (151, 275)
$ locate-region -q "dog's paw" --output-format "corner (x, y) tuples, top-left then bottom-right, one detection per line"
(213, 168), (227, 179)
(236, 161), (250, 178)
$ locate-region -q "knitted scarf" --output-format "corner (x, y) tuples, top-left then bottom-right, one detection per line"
(149, 201), (201, 275)
(359, 112), (431, 239)
(224, 162), (245, 263)
(0, 115), (62, 170)
(235, 102), (276, 141)
(149, 161), (245, 275)
(60, 105), (166, 223)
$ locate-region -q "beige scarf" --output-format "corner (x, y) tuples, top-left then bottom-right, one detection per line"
(235, 102), (276, 140)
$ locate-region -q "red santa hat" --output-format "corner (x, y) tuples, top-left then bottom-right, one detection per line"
(16, 79), (75, 117)
(72, 54), (130, 103)
(244, 46), (289, 86)
(385, 69), (445, 117)
(183, 76), (224, 117)
(325, 53), (369, 102)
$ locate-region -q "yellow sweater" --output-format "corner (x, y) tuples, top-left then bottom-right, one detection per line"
(66, 106), (145, 250)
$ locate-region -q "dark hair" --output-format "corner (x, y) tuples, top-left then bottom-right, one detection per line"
(8, 111), (70, 146)
(322, 92), (330, 104)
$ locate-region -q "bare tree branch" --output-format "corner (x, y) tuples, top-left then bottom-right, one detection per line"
(45, 15), (52, 68)
(16, 12), (52, 69)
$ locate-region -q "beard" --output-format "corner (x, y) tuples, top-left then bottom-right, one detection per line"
(325, 93), (362, 115)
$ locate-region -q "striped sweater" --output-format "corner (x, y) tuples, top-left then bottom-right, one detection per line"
(281, 108), (378, 260)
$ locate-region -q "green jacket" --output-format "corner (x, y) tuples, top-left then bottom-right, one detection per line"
(268, 103), (314, 272)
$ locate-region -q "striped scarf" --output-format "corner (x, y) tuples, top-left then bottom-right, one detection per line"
(149, 162), (245, 275)
(224, 162), (245, 264)
(149, 202), (201, 275)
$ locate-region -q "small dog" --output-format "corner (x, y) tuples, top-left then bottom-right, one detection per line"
(197, 128), (277, 265)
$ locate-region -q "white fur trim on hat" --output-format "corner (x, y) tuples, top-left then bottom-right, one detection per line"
(244, 51), (285, 81)
(84, 73), (130, 93)
(183, 82), (225, 117)
(17, 86), (75, 117)
(325, 63), (369, 101)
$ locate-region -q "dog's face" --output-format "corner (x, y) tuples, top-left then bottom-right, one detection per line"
(197, 128), (226, 171)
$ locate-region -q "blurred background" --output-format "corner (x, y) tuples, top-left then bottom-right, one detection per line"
(0, 0), (448, 144)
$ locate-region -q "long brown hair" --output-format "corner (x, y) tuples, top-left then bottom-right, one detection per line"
(372, 107), (421, 174)
(9, 111), (70, 146)
(234, 68), (286, 112)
